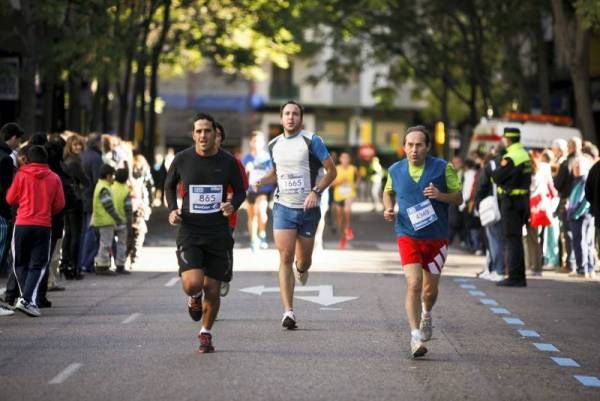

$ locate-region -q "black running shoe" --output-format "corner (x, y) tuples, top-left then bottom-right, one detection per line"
(187, 294), (203, 322)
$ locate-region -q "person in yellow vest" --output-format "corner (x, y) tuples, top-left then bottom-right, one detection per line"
(332, 152), (360, 249)
(492, 127), (532, 287)
(112, 167), (133, 274)
(91, 164), (129, 274)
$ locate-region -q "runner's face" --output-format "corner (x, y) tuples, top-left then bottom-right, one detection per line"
(403, 131), (430, 165)
(193, 119), (216, 154)
(281, 104), (302, 134)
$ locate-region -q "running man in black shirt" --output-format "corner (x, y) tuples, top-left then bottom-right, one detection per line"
(164, 112), (246, 353)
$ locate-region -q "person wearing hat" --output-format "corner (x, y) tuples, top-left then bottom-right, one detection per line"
(491, 127), (532, 286)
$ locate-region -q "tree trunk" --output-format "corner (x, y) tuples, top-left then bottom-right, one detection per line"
(551, 0), (596, 142)
(17, 1), (37, 135)
(147, 0), (172, 159)
(67, 73), (82, 132)
(536, 9), (551, 114)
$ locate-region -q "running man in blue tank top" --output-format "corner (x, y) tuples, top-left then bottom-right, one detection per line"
(383, 126), (463, 358)
(252, 101), (337, 329)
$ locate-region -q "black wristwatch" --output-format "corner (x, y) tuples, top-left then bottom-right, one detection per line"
(311, 186), (323, 196)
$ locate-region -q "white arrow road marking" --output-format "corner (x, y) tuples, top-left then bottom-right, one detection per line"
(164, 277), (180, 287)
(239, 285), (358, 307)
(49, 363), (82, 384)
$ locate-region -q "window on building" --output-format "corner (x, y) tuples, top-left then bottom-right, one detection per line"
(319, 120), (347, 146)
(374, 121), (406, 153)
(270, 64), (299, 100)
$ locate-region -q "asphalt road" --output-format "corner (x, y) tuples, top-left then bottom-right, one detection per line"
(1, 205), (599, 401)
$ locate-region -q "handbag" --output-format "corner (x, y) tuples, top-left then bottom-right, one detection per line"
(478, 160), (501, 227)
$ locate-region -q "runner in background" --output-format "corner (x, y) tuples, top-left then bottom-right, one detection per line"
(242, 131), (273, 251)
(332, 152), (360, 249)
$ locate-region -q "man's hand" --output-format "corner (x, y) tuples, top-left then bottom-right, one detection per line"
(383, 208), (395, 222)
(303, 191), (320, 211)
(221, 202), (234, 217)
(168, 209), (182, 225)
(423, 182), (440, 199)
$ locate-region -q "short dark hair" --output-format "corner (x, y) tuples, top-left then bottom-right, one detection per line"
(404, 125), (431, 146)
(26, 145), (48, 164)
(29, 133), (48, 146)
(215, 122), (225, 141)
(280, 100), (304, 119)
(192, 112), (217, 131)
(0, 122), (24, 142)
(115, 167), (129, 183)
(99, 163), (116, 179)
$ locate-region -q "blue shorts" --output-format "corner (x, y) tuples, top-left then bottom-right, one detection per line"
(273, 203), (321, 238)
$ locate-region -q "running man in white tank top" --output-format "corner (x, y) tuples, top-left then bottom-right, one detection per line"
(252, 101), (337, 329)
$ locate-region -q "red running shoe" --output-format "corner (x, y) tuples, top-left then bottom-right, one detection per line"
(345, 227), (354, 240)
(338, 239), (347, 249)
(198, 332), (215, 353)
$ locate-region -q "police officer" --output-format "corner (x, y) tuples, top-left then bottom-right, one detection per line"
(492, 127), (532, 287)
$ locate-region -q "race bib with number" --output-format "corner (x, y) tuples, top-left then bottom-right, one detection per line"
(279, 173), (305, 195)
(407, 199), (438, 231)
(189, 185), (223, 214)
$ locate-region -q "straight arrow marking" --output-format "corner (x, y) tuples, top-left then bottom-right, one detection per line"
(239, 285), (358, 306)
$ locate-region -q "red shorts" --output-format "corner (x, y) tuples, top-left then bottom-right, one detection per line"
(397, 237), (449, 275)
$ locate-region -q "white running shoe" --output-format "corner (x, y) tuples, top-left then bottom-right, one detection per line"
(14, 298), (41, 317)
(293, 262), (309, 286)
(420, 314), (432, 341)
(478, 270), (492, 280)
(410, 336), (428, 358)
(489, 271), (504, 282)
(0, 306), (14, 316)
(281, 310), (297, 330)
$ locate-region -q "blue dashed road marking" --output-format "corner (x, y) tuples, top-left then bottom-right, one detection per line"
(533, 343), (559, 352)
(479, 298), (498, 306)
(453, 278), (473, 282)
(551, 357), (580, 367)
(518, 330), (540, 337)
(469, 290), (486, 296)
(574, 376), (600, 387)
(490, 307), (510, 315)
(503, 317), (524, 325)
(460, 284), (477, 289)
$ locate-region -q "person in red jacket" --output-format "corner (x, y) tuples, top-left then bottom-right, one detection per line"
(6, 145), (65, 317)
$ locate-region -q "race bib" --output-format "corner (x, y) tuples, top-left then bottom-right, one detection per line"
(279, 173), (305, 195)
(189, 185), (223, 214)
(407, 199), (438, 231)
(337, 184), (352, 197)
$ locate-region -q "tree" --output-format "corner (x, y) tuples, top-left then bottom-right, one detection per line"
(551, 0), (597, 143)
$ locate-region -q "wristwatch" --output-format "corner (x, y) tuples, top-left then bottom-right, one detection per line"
(311, 186), (323, 196)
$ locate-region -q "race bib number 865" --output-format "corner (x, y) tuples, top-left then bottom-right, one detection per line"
(189, 185), (223, 214)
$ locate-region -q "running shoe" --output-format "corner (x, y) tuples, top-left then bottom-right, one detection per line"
(220, 282), (230, 297)
(198, 332), (215, 353)
(281, 310), (297, 330)
(345, 227), (354, 240)
(14, 298), (41, 317)
(410, 336), (428, 359)
(338, 239), (347, 250)
(0, 306), (14, 316)
(187, 294), (203, 321)
(488, 271), (504, 282)
(293, 262), (309, 286)
(420, 314), (432, 341)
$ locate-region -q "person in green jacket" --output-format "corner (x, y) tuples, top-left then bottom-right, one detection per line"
(91, 164), (131, 274)
(112, 167), (133, 274)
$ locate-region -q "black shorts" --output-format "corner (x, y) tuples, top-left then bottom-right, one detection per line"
(245, 191), (270, 204)
(176, 226), (234, 282)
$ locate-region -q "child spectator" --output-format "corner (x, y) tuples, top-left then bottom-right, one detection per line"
(6, 145), (65, 317)
(112, 168), (132, 274)
(91, 164), (124, 274)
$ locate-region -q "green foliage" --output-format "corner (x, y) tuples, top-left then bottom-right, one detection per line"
(576, 0), (600, 31)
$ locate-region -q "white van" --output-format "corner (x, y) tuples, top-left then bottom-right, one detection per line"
(468, 115), (582, 154)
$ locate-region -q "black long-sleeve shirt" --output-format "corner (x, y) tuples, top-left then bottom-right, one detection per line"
(164, 147), (245, 234)
(585, 160), (600, 223)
